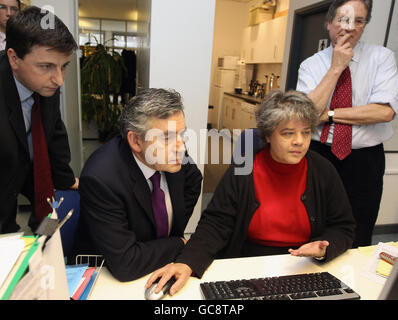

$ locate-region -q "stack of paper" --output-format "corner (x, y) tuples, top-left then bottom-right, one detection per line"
(0, 235), (25, 289)
(360, 242), (398, 285)
(65, 264), (99, 300)
(0, 234), (42, 300)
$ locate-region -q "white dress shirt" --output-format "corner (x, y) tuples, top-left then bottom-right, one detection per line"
(0, 31), (6, 51)
(133, 153), (173, 235)
(297, 41), (398, 149)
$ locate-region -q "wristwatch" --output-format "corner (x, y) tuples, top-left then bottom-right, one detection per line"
(328, 110), (335, 124)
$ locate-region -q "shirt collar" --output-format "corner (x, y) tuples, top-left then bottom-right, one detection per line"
(13, 76), (33, 103)
(0, 31), (5, 42)
(325, 41), (362, 63)
(352, 41), (362, 63)
(132, 152), (156, 181)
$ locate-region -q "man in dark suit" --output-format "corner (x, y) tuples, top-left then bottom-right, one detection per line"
(75, 88), (203, 282)
(0, 6), (78, 233)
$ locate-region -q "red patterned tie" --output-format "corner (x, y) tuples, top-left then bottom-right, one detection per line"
(31, 93), (55, 221)
(320, 67), (352, 160)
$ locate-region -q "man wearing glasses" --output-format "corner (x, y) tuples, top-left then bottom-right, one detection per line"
(297, 0), (398, 247)
(0, 0), (19, 50)
(72, 88), (203, 282)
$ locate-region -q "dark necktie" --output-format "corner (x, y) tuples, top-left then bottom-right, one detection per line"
(320, 66), (353, 160)
(149, 171), (169, 238)
(31, 93), (55, 221)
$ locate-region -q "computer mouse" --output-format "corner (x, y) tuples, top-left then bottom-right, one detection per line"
(145, 277), (176, 300)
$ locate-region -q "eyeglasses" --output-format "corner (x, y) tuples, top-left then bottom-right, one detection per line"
(335, 16), (366, 28)
(0, 4), (19, 14)
(142, 128), (188, 146)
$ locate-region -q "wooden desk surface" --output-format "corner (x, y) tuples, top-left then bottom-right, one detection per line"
(89, 248), (384, 300)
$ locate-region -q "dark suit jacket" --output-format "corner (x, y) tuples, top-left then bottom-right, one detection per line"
(0, 51), (75, 233)
(75, 135), (203, 281)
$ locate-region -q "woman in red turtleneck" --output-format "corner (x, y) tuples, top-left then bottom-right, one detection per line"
(147, 90), (355, 296)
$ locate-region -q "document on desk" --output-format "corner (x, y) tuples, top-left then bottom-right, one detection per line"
(0, 236), (25, 289)
(9, 260), (50, 300)
(361, 242), (398, 284)
(65, 264), (89, 297)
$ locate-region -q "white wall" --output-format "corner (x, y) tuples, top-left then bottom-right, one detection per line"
(150, 0), (216, 233)
(282, 0), (398, 227)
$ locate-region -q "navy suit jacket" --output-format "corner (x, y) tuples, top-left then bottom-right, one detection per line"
(0, 51), (75, 233)
(75, 135), (203, 281)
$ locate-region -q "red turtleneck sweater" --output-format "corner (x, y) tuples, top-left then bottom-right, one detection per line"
(247, 148), (310, 247)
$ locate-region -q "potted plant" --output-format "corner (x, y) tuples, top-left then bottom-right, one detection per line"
(81, 42), (127, 142)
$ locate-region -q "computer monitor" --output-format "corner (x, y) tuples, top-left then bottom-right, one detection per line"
(378, 261), (398, 300)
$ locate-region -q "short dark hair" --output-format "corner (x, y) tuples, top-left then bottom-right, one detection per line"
(5, 5), (77, 59)
(326, 0), (373, 24)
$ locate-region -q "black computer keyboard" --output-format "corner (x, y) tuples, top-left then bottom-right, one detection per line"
(200, 272), (360, 300)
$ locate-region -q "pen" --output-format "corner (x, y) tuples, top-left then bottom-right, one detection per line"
(54, 209), (74, 233)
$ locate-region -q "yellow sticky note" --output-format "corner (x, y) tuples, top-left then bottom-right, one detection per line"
(22, 236), (36, 251)
(376, 259), (394, 278)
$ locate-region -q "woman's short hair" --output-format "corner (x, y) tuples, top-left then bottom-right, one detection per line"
(255, 90), (318, 147)
(6, 6), (77, 58)
(119, 88), (184, 139)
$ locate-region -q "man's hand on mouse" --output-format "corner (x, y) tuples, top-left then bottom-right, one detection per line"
(145, 263), (193, 296)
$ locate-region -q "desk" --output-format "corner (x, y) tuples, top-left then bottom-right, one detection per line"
(90, 248), (384, 300)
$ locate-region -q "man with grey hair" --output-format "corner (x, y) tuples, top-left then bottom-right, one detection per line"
(73, 88), (202, 282)
(297, 0), (398, 247)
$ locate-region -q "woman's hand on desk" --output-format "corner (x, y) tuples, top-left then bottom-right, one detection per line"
(288, 240), (329, 259)
(145, 263), (193, 296)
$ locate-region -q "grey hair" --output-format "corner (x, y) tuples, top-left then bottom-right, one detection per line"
(119, 88), (184, 139)
(325, 0), (373, 25)
(255, 90), (318, 147)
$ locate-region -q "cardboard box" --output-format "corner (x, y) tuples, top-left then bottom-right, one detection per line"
(249, 7), (275, 25)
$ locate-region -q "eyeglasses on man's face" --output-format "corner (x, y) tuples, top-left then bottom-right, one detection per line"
(335, 16), (366, 28)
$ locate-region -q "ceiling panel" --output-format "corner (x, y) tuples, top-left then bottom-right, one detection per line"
(78, 0), (138, 21)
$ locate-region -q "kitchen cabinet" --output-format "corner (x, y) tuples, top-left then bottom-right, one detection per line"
(241, 15), (288, 64)
(222, 94), (257, 133)
(241, 25), (259, 63)
(239, 102), (257, 130)
(222, 95), (240, 131)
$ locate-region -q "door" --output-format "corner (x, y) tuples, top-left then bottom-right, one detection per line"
(222, 95), (234, 130)
(212, 86), (223, 129)
(285, 1), (332, 90)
